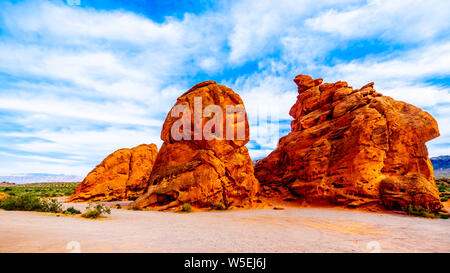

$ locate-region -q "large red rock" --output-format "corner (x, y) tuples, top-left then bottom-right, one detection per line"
(255, 75), (443, 212)
(133, 81), (260, 210)
(68, 144), (158, 202)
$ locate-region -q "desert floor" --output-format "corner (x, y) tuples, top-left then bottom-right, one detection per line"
(0, 201), (449, 253)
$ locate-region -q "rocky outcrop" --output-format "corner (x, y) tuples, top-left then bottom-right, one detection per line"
(68, 144), (158, 202)
(255, 75), (442, 212)
(133, 81), (260, 210)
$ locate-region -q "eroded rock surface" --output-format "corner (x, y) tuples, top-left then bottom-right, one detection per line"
(133, 81), (260, 210)
(255, 75), (442, 212)
(68, 144), (158, 202)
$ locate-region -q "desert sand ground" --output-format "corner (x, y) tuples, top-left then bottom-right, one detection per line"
(1, 200), (449, 253)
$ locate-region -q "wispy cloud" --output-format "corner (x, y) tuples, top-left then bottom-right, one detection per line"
(306, 0), (450, 42)
(0, 0), (449, 176)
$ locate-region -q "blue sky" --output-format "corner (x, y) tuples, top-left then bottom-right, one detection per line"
(0, 0), (449, 176)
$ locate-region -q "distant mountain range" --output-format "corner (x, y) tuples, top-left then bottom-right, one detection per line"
(431, 156), (450, 177)
(431, 156), (450, 169)
(0, 173), (83, 184)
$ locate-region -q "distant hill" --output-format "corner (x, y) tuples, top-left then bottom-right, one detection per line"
(0, 173), (83, 184)
(431, 156), (450, 177)
(431, 156), (450, 169)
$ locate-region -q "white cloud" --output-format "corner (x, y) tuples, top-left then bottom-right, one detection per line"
(0, 126), (163, 175)
(0, 0), (449, 176)
(0, 94), (163, 126)
(199, 57), (219, 72)
(226, 0), (361, 64)
(320, 42), (450, 87)
(248, 149), (277, 161)
(0, 1), (227, 175)
(306, 0), (450, 42)
(2, 1), (184, 44)
(4, 127), (162, 157)
(380, 85), (450, 108)
(313, 41), (450, 157)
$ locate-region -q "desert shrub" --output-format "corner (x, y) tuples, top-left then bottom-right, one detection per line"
(81, 208), (101, 218)
(116, 204), (122, 209)
(181, 203), (192, 212)
(81, 203), (111, 219)
(40, 199), (63, 213)
(440, 214), (449, 219)
(0, 183), (79, 198)
(404, 204), (448, 219)
(0, 194), (65, 213)
(63, 207), (81, 215)
(0, 194), (42, 211)
(63, 188), (75, 196)
(130, 205), (140, 211)
(405, 205), (433, 218)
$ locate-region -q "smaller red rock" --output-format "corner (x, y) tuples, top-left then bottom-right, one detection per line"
(68, 144), (158, 202)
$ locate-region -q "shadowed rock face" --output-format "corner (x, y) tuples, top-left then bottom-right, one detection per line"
(133, 81), (260, 210)
(68, 144), (158, 202)
(255, 75), (442, 211)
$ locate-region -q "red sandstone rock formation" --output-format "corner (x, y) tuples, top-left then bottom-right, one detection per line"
(68, 144), (158, 202)
(255, 75), (442, 212)
(133, 81), (260, 210)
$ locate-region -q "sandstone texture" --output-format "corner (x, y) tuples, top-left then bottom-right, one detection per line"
(68, 144), (158, 202)
(255, 75), (442, 212)
(133, 81), (260, 210)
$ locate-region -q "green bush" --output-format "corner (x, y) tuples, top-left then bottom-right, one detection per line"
(81, 203), (111, 219)
(181, 203), (192, 212)
(63, 207), (81, 215)
(404, 204), (448, 219)
(40, 199), (63, 213)
(440, 214), (449, 219)
(131, 205), (140, 211)
(81, 208), (101, 218)
(405, 205), (433, 218)
(0, 194), (43, 211)
(438, 183), (447, 192)
(0, 183), (79, 198)
(0, 194), (63, 213)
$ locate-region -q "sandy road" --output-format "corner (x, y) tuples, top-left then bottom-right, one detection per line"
(0, 202), (449, 253)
